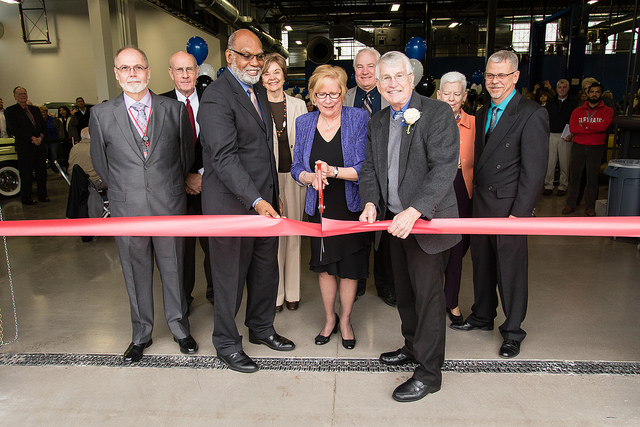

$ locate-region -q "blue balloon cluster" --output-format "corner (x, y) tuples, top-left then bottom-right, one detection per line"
(217, 67), (226, 78)
(186, 36), (209, 65)
(471, 70), (483, 85)
(405, 37), (427, 60)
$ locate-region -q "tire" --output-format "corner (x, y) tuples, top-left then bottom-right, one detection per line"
(0, 163), (21, 198)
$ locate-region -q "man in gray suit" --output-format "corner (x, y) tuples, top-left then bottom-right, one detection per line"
(90, 46), (197, 363)
(359, 51), (460, 402)
(199, 29), (295, 374)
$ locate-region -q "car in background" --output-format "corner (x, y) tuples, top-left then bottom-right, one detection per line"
(0, 137), (20, 198)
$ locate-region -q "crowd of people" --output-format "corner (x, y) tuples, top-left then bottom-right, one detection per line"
(5, 29), (624, 402)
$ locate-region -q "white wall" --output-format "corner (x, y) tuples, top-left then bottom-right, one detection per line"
(0, 1), (222, 107)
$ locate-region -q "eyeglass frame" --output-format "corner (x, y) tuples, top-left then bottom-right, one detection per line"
(170, 66), (197, 75)
(314, 92), (342, 100)
(379, 73), (411, 85)
(228, 48), (265, 62)
(115, 64), (149, 74)
(484, 70), (518, 81)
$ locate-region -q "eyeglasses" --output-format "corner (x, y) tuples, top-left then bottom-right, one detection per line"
(229, 48), (265, 62)
(171, 67), (197, 75)
(380, 73), (410, 85)
(115, 64), (148, 74)
(484, 70), (517, 81)
(315, 92), (341, 100)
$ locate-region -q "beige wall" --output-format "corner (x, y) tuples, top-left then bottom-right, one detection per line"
(0, 1), (222, 107)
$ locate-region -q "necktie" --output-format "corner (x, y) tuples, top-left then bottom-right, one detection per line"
(23, 106), (36, 127)
(486, 106), (498, 140)
(363, 93), (373, 117)
(131, 102), (147, 134)
(247, 87), (262, 119)
(186, 98), (197, 144)
(393, 111), (404, 121)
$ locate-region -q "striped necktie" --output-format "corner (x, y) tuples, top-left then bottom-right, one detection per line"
(363, 93), (373, 117)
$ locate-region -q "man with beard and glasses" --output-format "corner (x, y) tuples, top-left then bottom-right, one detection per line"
(198, 29), (295, 374)
(89, 46), (197, 363)
(563, 82), (613, 216)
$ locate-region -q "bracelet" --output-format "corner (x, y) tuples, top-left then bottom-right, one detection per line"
(333, 166), (339, 179)
(301, 171), (307, 183)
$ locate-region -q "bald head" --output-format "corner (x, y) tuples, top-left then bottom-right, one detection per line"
(168, 51), (199, 97)
(226, 29), (264, 85)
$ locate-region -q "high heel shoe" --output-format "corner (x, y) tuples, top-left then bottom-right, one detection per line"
(447, 308), (464, 327)
(341, 324), (356, 350)
(315, 313), (339, 345)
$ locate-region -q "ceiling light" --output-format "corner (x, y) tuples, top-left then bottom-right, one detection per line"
(295, 40), (302, 45)
(284, 25), (293, 31)
(448, 22), (459, 28)
(587, 0), (598, 4)
(0, 0), (21, 4)
(391, 4), (400, 12)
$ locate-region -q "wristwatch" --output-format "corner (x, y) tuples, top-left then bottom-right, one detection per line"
(332, 166), (339, 178)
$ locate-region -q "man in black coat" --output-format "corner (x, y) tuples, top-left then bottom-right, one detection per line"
(161, 51), (214, 309)
(451, 51), (549, 359)
(4, 86), (48, 204)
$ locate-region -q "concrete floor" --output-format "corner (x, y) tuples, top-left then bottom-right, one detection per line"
(1, 171), (639, 426)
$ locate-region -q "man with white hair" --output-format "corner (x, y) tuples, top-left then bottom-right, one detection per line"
(360, 51), (460, 402)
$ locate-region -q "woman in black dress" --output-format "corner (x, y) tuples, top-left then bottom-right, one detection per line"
(291, 65), (370, 349)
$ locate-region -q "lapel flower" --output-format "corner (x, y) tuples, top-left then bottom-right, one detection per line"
(404, 108), (421, 134)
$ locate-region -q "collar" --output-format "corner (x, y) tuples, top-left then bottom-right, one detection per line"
(356, 86), (379, 99)
(123, 90), (151, 111)
(175, 89), (198, 106)
(458, 110), (473, 129)
(227, 67), (253, 94)
(390, 94), (413, 116)
(491, 89), (516, 111)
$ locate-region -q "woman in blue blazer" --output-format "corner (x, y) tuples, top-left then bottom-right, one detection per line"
(291, 65), (369, 350)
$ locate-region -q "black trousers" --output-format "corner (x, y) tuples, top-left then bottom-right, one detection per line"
(17, 142), (47, 202)
(389, 234), (447, 387)
(566, 143), (603, 210)
(183, 194), (213, 305)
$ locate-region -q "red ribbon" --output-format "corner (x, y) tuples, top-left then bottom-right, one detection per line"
(0, 215), (639, 238)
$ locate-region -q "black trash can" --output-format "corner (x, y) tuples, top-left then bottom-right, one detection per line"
(604, 159), (640, 216)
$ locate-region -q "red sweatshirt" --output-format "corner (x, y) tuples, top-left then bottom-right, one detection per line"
(569, 100), (614, 146)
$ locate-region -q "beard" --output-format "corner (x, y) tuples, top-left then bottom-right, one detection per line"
(118, 78), (149, 94)
(589, 96), (601, 104)
(230, 63), (261, 85)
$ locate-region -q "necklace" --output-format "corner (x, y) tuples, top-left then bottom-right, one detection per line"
(275, 92), (287, 137)
(322, 115), (340, 130)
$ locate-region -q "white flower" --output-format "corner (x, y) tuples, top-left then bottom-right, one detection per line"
(404, 108), (421, 134)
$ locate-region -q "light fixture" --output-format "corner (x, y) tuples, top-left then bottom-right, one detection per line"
(587, 0), (598, 4)
(448, 22), (459, 28)
(295, 40), (302, 45)
(284, 25), (293, 31)
(391, 4), (400, 12)
(0, 0), (21, 4)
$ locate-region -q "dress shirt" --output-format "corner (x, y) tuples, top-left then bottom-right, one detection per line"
(0, 110), (8, 138)
(353, 86), (382, 115)
(175, 89), (200, 137)
(123, 90), (152, 138)
(485, 89), (517, 135)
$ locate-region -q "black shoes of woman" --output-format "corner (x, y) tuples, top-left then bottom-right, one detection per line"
(315, 313), (339, 345)
(341, 325), (356, 350)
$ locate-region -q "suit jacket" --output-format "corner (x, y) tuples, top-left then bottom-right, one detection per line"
(291, 107), (369, 216)
(74, 108), (91, 131)
(199, 69), (279, 215)
(89, 91), (194, 217)
(5, 103), (46, 152)
(359, 93), (461, 254)
(345, 86), (390, 110)
(473, 91), (549, 218)
(271, 93), (307, 169)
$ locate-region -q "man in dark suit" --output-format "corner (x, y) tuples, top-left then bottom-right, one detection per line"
(451, 50), (548, 359)
(4, 86), (48, 205)
(199, 29), (295, 374)
(74, 97), (91, 131)
(90, 46), (197, 363)
(160, 51), (214, 309)
(359, 51), (460, 402)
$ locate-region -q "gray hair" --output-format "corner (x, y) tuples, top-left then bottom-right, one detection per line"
(487, 50), (518, 71)
(114, 46), (149, 67)
(557, 78), (569, 87)
(375, 51), (413, 80)
(440, 71), (467, 91)
(353, 47), (381, 68)
(80, 127), (90, 140)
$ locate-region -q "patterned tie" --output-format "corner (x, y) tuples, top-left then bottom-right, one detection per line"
(186, 98), (197, 144)
(131, 102), (147, 133)
(486, 106), (498, 141)
(247, 87), (262, 119)
(23, 106), (36, 127)
(363, 93), (373, 117)
(393, 111), (404, 121)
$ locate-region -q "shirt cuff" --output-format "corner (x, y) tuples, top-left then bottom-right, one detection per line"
(198, 168), (204, 175)
(252, 197), (263, 208)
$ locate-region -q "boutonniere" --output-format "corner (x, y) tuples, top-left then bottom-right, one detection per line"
(404, 108), (421, 134)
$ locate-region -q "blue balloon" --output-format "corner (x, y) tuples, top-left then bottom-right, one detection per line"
(217, 67), (226, 78)
(292, 86), (300, 95)
(302, 88), (309, 97)
(283, 81), (290, 90)
(405, 37), (427, 60)
(471, 70), (483, 85)
(350, 73), (356, 87)
(186, 36), (209, 65)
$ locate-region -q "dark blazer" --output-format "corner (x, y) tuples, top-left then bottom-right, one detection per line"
(89, 91), (194, 217)
(160, 89), (203, 174)
(5, 103), (46, 152)
(473, 92), (549, 218)
(291, 107), (368, 216)
(359, 92), (461, 255)
(199, 69), (278, 215)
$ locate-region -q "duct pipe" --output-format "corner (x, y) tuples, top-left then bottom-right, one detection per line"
(195, 0), (289, 58)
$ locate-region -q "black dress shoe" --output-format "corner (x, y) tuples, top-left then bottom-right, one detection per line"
(392, 378), (440, 402)
(499, 339), (521, 358)
(450, 320), (493, 331)
(21, 199), (37, 205)
(285, 301), (299, 310)
(275, 304), (283, 312)
(219, 351), (258, 373)
(379, 348), (416, 365)
(380, 292), (397, 307)
(174, 335), (198, 354)
(249, 332), (295, 351)
(38, 197), (50, 202)
(341, 324), (356, 350)
(123, 339), (153, 363)
(315, 313), (339, 345)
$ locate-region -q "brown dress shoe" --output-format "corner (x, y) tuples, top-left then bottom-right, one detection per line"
(275, 304), (283, 312)
(585, 208), (596, 216)
(285, 301), (299, 310)
(561, 206), (574, 215)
